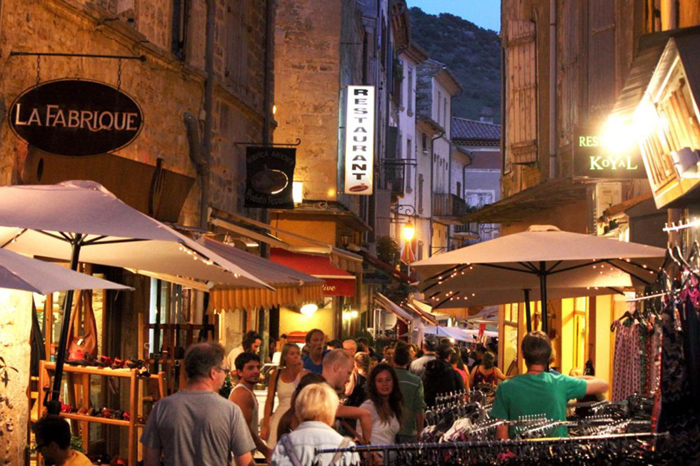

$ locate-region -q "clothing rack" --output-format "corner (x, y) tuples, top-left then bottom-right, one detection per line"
(315, 432), (668, 466)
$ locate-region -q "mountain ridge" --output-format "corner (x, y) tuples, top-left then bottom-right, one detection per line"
(409, 7), (502, 122)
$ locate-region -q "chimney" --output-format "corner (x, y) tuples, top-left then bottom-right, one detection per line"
(479, 106), (494, 124)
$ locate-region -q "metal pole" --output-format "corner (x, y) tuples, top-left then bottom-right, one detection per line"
(47, 235), (83, 412)
(523, 289), (532, 333)
(539, 261), (548, 333)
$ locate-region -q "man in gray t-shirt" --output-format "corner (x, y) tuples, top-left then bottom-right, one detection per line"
(141, 342), (255, 466)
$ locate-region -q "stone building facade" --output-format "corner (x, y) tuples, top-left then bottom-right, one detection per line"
(0, 1), (274, 463)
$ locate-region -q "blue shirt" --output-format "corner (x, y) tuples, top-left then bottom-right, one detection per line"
(303, 350), (330, 374)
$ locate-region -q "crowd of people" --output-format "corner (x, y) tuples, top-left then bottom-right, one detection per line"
(33, 329), (608, 466)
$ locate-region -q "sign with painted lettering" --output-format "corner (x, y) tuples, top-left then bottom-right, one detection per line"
(573, 127), (645, 179)
(9, 79), (143, 156)
(344, 85), (375, 195)
(244, 146), (296, 209)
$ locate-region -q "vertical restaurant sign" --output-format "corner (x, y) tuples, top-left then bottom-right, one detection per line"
(344, 86), (375, 195)
(245, 146), (296, 209)
(9, 79), (143, 156)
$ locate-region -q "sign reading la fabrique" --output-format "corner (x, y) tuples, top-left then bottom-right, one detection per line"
(573, 127), (646, 179)
(9, 79), (144, 156)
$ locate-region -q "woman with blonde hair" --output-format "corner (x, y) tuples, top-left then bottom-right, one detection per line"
(271, 383), (359, 466)
(261, 343), (308, 447)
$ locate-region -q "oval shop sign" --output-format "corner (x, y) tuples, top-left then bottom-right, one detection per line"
(9, 79), (144, 156)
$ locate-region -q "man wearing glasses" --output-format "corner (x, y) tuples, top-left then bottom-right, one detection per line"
(141, 342), (255, 466)
(33, 415), (91, 465)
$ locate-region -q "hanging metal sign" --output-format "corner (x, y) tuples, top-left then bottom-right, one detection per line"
(344, 85), (375, 195)
(9, 79), (144, 156)
(245, 146), (297, 209)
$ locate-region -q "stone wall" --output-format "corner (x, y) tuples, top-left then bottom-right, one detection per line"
(0, 291), (32, 466)
(274, 0), (344, 202)
(0, 0), (270, 222)
(0, 0), (271, 461)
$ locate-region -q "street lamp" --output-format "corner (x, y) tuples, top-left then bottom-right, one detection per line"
(402, 221), (415, 242)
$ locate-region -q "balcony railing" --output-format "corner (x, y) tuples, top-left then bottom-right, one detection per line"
(433, 193), (467, 218)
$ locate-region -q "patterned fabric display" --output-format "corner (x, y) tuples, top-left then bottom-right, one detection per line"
(612, 321), (642, 402)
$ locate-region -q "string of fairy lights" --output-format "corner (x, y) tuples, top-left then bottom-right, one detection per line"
(421, 258), (662, 307)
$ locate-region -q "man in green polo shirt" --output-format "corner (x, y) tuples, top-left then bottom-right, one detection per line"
(392, 342), (426, 443)
(491, 331), (609, 439)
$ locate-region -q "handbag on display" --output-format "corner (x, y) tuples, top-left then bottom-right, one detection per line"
(66, 290), (98, 364)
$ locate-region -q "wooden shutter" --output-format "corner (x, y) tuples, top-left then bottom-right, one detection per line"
(588, 0), (616, 120)
(505, 20), (538, 165)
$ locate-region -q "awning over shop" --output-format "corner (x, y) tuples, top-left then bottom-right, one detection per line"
(210, 208), (364, 274)
(270, 248), (356, 297)
(347, 244), (418, 284)
(420, 325), (476, 342)
(405, 299), (439, 325)
(374, 292), (415, 323)
(461, 179), (589, 224)
(205, 239), (323, 311)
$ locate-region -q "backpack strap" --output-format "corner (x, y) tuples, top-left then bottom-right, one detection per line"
(328, 437), (352, 466)
(279, 434), (302, 466)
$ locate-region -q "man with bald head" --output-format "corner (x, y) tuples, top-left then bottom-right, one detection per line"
(321, 349), (355, 393)
(321, 349), (373, 443)
(342, 339), (358, 357)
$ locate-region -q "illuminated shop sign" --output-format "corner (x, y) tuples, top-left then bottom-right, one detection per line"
(344, 86), (375, 195)
(573, 127), (645, 179)
(9, 79), (143, 156)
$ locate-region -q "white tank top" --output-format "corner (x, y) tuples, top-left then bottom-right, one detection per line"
(232, 383), (259, 432)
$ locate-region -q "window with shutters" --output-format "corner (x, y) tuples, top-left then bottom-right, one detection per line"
(406, 139), (412, 190)
(588, 0), (616, 121)
(171, 0), (190, 60)
(226, 0), (249, 87)
(437, 91), (442, 125)
(505, 20), (538, 165)
(560, 0), (581, 149)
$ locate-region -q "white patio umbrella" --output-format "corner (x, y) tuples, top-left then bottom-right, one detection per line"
(0, 248), (131, 294)
(413, 225), (665, 332)
(0, 181), (272, 407)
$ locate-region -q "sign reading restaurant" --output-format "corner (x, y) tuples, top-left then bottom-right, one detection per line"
(344, 85), (375, 195)
(573, 126), (646, 179)
(9, 79), (144, 156)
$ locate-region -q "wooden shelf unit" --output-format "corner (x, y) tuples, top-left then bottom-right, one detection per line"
(38, 361), (164, 465)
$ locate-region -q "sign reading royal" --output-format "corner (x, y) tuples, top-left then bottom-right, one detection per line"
(9, 79), (144, 156)
(344, 85), (375, 195)
(573, 126), (645, 179)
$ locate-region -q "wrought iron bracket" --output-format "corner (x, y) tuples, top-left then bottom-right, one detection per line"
(233, 138), (301, 147)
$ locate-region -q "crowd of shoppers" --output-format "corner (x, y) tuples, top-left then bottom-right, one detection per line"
(33, 327), (610, 466)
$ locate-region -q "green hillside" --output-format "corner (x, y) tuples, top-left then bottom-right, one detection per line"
(409, 7), (502, 122)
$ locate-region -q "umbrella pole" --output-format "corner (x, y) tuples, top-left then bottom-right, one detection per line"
(539, 261), (548, 333)
(523, 289), (532, 333)
(47, 235), (83, 413)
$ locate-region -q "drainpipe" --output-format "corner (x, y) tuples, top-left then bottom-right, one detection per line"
(548, 0), (557, 180)
(429, 128), (445, 257)
(260, 0), (275, 259)
(200, 0), (215, 230)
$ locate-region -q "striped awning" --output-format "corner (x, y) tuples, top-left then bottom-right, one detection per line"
(206, 238), (323, 312)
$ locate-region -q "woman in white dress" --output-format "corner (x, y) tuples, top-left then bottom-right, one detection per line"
(358, 363), (403, 463)
(261, 343), (307, 447)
